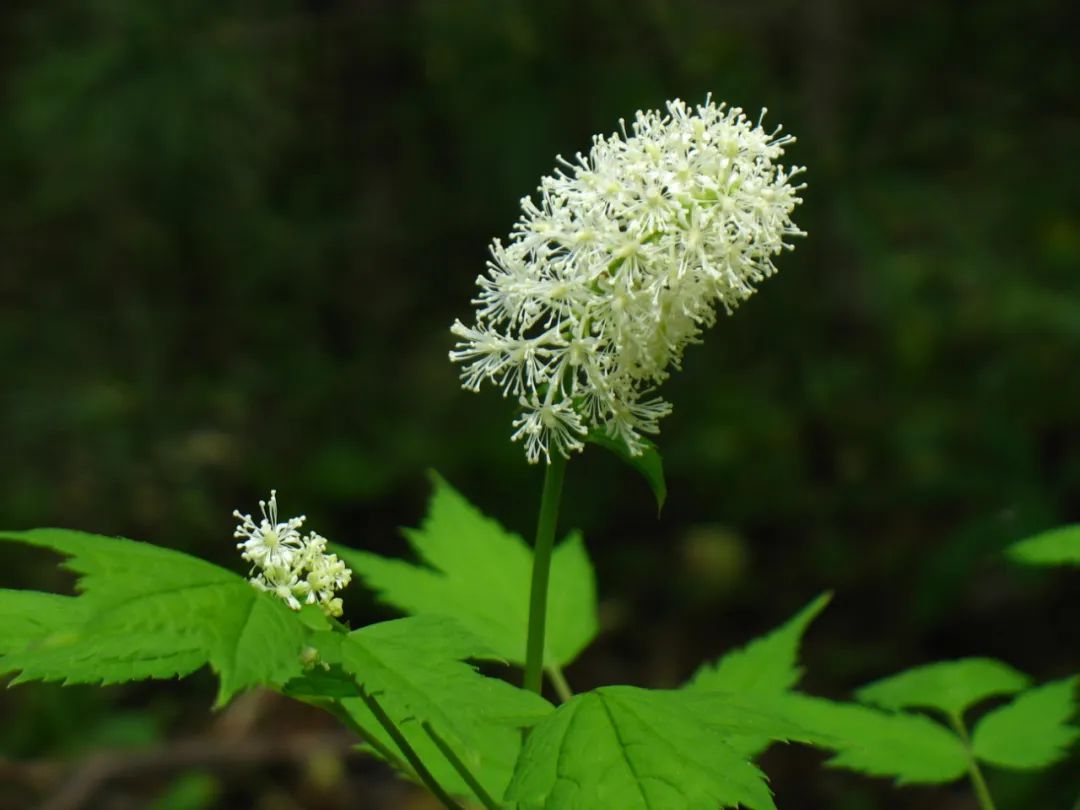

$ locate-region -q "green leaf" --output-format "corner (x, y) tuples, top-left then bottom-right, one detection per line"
(0, 590), (90, 648)
(287, 665), (527, 805)
(1007, 524), (1080, 567)
(855, 658), (1030, 719)
(0, 529), (309, 705)
(337, 473), (597, 668)
(774, 694), (970, 784)
(586, 429), (667, 513)
(312, 615), (553, 803)
(506, 685), (800, 810)
(972, 677), (1080, 770)
(689, 593), (832, 697)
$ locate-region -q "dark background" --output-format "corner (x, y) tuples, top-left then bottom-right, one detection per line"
(1, 1), (1078, 808)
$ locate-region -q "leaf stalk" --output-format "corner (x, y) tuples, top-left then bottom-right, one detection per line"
(358, 688), (463, 810)
(547, 665), (574, 703)
(948, 713), (997, 810)
(423, 721), (501, 810)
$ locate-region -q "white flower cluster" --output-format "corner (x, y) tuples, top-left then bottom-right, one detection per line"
(451, 97), (805, 463)
(233, 490), (351, 617)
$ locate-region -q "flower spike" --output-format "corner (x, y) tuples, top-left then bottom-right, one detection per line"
(451, 97), (805, 462)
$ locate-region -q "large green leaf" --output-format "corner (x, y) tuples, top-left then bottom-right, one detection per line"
(689, 593), (831, 696)
(855, 658), (1029, 719)
(311, 615), (552, 804)
(0, 529), (311, 705)
(337, 474), (597, 668)
(972, 677), (1080, 770)
(774, 694), (969, 784)
(1007, 525), (1080, 567)
(504, 685), (819, 810)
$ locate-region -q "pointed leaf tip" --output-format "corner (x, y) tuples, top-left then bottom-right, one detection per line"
(689, 592), (832, 697)
(585, 430), (667, 513)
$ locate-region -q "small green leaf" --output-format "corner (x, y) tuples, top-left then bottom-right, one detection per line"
(775, 694), (970, 784)
(1007, 525), (1080, 567)
(0, 529), (309, 705)
(337, 473), (598, 668)
(689, 593), (832, 697)
(312, 615), (553, 803)
(586, 429), (667, 512)
(855, 658), (1030, 719)
(506, 686), (796, 810)
(972, 677), (1080, 770)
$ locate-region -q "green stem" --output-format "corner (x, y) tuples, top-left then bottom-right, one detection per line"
(948, 714), (997, 810)
(359, 689), (463, 810)
(523, 454), (568, 695)
(547, 665), (574, 703)
(423, 722), (501, 810)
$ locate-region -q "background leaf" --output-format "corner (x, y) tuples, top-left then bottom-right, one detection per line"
(855, 658), (1030, 719)
(1007, 525), (1080, 567)
(972, 677), (1080, 770)
(337, 474), (598, 668)
(0, 529), (309, 705)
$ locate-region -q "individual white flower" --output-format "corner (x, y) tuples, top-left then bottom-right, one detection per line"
(233, 489), (307, 570)
(510, 393), (587, 464)
(233, 492), (351, 617)
(450, 96), (805, 462)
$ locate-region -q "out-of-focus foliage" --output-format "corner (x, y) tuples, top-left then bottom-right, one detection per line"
(1, 0), (1078, 807)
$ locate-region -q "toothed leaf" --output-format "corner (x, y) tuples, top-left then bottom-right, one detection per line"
(0, 529), (310, 705)
(505, 685), (814, 810)
(855, 658), (1029, 719)
(774, 694), (969, 784)
(972, 677), (1080, 770)
(337, 474), (597, 668)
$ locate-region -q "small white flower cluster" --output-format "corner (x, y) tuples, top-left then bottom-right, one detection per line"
(233, 490), (351, 617)
(451, 97), (805, 463)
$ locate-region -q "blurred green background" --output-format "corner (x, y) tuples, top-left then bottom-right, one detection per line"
(1, 0), (1078, 807)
